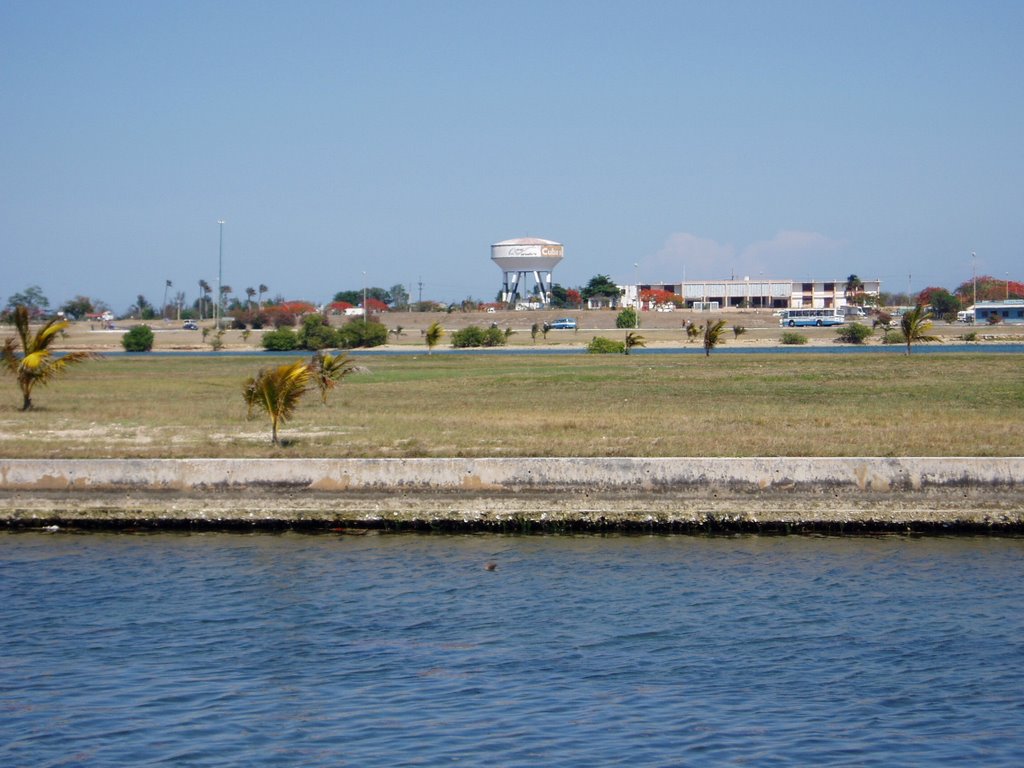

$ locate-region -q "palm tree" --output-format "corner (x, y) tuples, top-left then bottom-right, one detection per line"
(624, 331), (646, 355)
(900, 304), (938, 355)
(2, 306), (97, 410)
(163, 279), (172, 319)
(245, 287), (256, 312)
(257, 283), (268, 309)
(310, 350), (354, 405)
(243, 359), (312, 445)
(845, 274), (864, 298)
(198, 279), (211, 320)
(703, 319), (728, 357)
(425, 321), (444, 354)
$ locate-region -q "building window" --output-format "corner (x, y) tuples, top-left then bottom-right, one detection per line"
(802, 283), (813, 292)
(824, 282), (835, 292)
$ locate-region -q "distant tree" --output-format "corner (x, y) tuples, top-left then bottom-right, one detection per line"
(566, 288), (583, 308)
(257, 283), (268, 308)
(243, 359), (312, 445)
(581, 274), (621, 301)
(60, 295), (95, 320)
(549, 283), (570, 308)
(425, 321), (444, 354)
(134, 295), (155, 320)
(955, 275), (1024, 304)
(5, 285), (50, 316)
(732, 325), (747, 339)
(917, 287), (960, 316)
(389, 284), (410, 310)
(245, 287), (256, 311)
(333, 288), (391, 306)
(900, 305), (939, 355)
(845, 274), (864, 297)
(703, 319), (727, 357)
(640, 289), (682, 308)
(2, 306), (97, 410)
(365, 297), (389, 314)
(531, 322), (540, 342)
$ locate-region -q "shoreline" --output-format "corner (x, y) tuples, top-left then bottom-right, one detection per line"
(3, 457), (1021, 534)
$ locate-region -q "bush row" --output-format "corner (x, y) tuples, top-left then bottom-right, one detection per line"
(262, 316), (387, 351)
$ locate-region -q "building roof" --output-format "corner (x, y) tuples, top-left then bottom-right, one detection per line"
(493, 237), (561, 246)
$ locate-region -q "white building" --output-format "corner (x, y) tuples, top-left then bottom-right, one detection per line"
(621, 279), (881, 311)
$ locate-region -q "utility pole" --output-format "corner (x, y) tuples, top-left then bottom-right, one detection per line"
(418, 276), (423, 307)
(216, 220), (225, 330)
(972, 251), (977, 307)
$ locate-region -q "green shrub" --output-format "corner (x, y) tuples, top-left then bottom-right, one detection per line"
(121, 325), (154, 352)
(615, 307), (638, 328)
(450, 325), (485, 348)
(960, 331), (978, 342)
(337, 318), (388, 348)
(882, 329), (905, 345)
(262, 327), (299, 351)
(450, 325), (508, 348)
(780, 332), (808, 345)
(297, 315), (339, 350)
(587, 336), (626, 354)
(835, 322), (873, 344)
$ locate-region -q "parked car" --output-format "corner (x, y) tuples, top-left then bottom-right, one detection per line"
(549, 318), (577, 330)
(182, 321), (199, 330)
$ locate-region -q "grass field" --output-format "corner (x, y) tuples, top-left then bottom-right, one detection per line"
(1, 352), (1021, 458)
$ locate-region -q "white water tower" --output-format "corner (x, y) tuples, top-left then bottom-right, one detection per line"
(491, 237), (564, 307)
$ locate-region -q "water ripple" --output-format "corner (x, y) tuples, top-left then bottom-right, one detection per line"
(1, 533), (1022, 766)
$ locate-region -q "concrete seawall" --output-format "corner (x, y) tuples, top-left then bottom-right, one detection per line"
(1, 457), (1021, 533)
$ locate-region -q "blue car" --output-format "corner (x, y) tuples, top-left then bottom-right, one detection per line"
(549, 318), (577, 330)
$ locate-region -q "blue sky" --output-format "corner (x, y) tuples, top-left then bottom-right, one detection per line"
(2, 0), (1021, 312)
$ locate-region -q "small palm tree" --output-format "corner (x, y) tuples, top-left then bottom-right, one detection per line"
(425, 321), (444, 354)
(624, 331), (646, 355)
(2, 306), (97, 410)
(243, 359), (312, 445)
(703, 319), (727, 357)
(310, 350), (354, 405)
(245, 287), (256, 311)
(900, 305), (938, 355)
(257, 283), (268, 309)
(198, 279), (211, 319)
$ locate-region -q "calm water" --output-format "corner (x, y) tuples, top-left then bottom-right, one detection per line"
(2, 532), (1022, 766)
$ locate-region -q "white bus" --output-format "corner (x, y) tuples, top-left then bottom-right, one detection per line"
(778, 308), (846, 327)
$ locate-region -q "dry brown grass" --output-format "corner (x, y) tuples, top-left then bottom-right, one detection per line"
(0, 352), (1021, 458)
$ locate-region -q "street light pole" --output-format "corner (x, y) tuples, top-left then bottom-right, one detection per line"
(633, 262), (639, 328)
(972, 251), (977, 308)
(216, 220), (225, 330)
